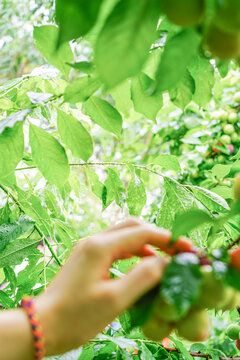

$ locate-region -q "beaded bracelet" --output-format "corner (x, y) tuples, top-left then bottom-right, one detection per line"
(20, 296), (45, 360)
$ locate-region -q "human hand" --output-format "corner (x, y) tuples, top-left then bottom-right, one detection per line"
(35, 218), (172, 356)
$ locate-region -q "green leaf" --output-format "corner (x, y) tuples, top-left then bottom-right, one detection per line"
(64, 76), (101, 104)
(109, 80), (132, 117)
(131, 72), (163, 121)
(66, 61), (94, 74)
(152, 154), (181, 172)
(172, 209), (213, 241)
(169, 69), (195, 110)
(156, 177), (194, 229)
(0, 121), (24, 180)
(85, 168), (104, 199)
(0, 290), (14, 308)
(84, 96), (122, 137)
(29, 123), (70, 187)
(0, 238), (41, 268)
(0, 201), (11, 226)
(44, 189), (61, 217)
(140, 343), (156, 360)
(55, 0), (102, 45)
(161, 253), (202, 316)
(188, 56), (215, 107)
(95, 0), (160, 88)
(153, 29), (201, 94)
(54, 222), (73, 250)
(78, 347), (94, 360)
(33, 25), (73, 77)
(103, 168), (126, 209)
(188, 185), (230, 212)
(57, 109), (93, 161)
(16, 188), (53, 238)
(212, 164), (232, 178)
(127, 173), (146, 216)
(211, 186), (234, 200)
(0, 109), (31, 135)
(171, 338), (194, 360)
(0, 216), (35, 253)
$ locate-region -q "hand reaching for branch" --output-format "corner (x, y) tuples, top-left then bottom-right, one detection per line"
(35, 218), (171, 356)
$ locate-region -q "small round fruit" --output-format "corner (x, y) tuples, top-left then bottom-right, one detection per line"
(227, 144), (234, 154)
(142, 314), (174, 341)
(224, 124), (235, 135)
(214, 0), (240, 34)
(231, 133), (239, 143)
(211, 110), (228, 121)
(236, 339), (240, 350)
(161, 0), (204, 27)
(155, 297), (183, 322)
(218, 155), (225, 163)
(177, 308), (210, 342)
(204, 23), (240, 59)
(226, 324), (240, 340)
(228, 111), (238, 123)
(220, 134), (231, 144)
(233, 173), (240, 201)
(230, 246), (240, 271)
(197, 266), (229, 309)
(234, 92), (240, 103)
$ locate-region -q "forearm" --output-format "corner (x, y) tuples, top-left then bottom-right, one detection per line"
(0, 309), (34, 360)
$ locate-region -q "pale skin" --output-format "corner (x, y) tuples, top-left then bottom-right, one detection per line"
(0, 218), (172, 360)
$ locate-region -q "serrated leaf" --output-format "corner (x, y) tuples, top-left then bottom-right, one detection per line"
(57, 109), (93, 161)
(0, 121), (24, 179)
(84, 96), (122, 137)
(103, 168), (126, 209)
(171, 338), (194, 360)
(152, 154), (181, 172)
(0, 238), (41, 268)
(188, 56), (215, 107)
(44, 189), (61, 217)
(85, 168), (104, 199)
(33, 25), (73, 77)
(95, 0), (160, 88)
(188, 185), (230, 212)
(131, 72), (163, 121)
(29, 123), (70, 187)
(161, 253), (202, 316)
(0, 109), (31, 134)
(153, 29), (201, 94)
(66, 61), (94, 74)
(172, 209), (213, 241)
(140, 343), (155, 360)
(56, 0), (102, 45)
(127, 173), (146, 216)
(64, 76), (101, 104)
(169, 69), (195, 110)
(0, 290), (14, 308)
(0, 216), (35, 253)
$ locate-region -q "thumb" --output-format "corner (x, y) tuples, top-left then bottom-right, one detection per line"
(114, 256), (168, 311)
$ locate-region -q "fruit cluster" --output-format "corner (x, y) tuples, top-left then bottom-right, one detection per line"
(161, 0), (240, 60)
(227, 323), (240, 350)
(142, 239), (240, 343)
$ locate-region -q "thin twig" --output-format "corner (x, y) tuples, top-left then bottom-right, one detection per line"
(228, 237), (240, 250)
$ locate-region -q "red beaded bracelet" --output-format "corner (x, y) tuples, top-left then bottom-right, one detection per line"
(20, 296), (45, 360)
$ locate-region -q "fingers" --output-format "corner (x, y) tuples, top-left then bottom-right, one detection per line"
(102, 217), (143, 233)
(112, 256), (168, 310)
(104, 224), (171, 256)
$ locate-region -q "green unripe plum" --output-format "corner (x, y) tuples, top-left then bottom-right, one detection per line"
(218, 155), (225, 163)
(155, 297), (183, 322)
(142, 313), (174, 341)
(228, 111), (238, 123)
(161, 0), (204, 27)
(210, 110), (228, 121)
(197, 266), (229, 309)
(231, 133), (239, 143)
(214, 0), (240, 34)
(234, 92), (240, 103)
(227, 324), (240, 340)
(177, 308), (210, 342)
(222, 290), (240, 311)
(223, 124), (235, 135)
(204, 23), (240, 59)
(220, 135), (231, 144)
